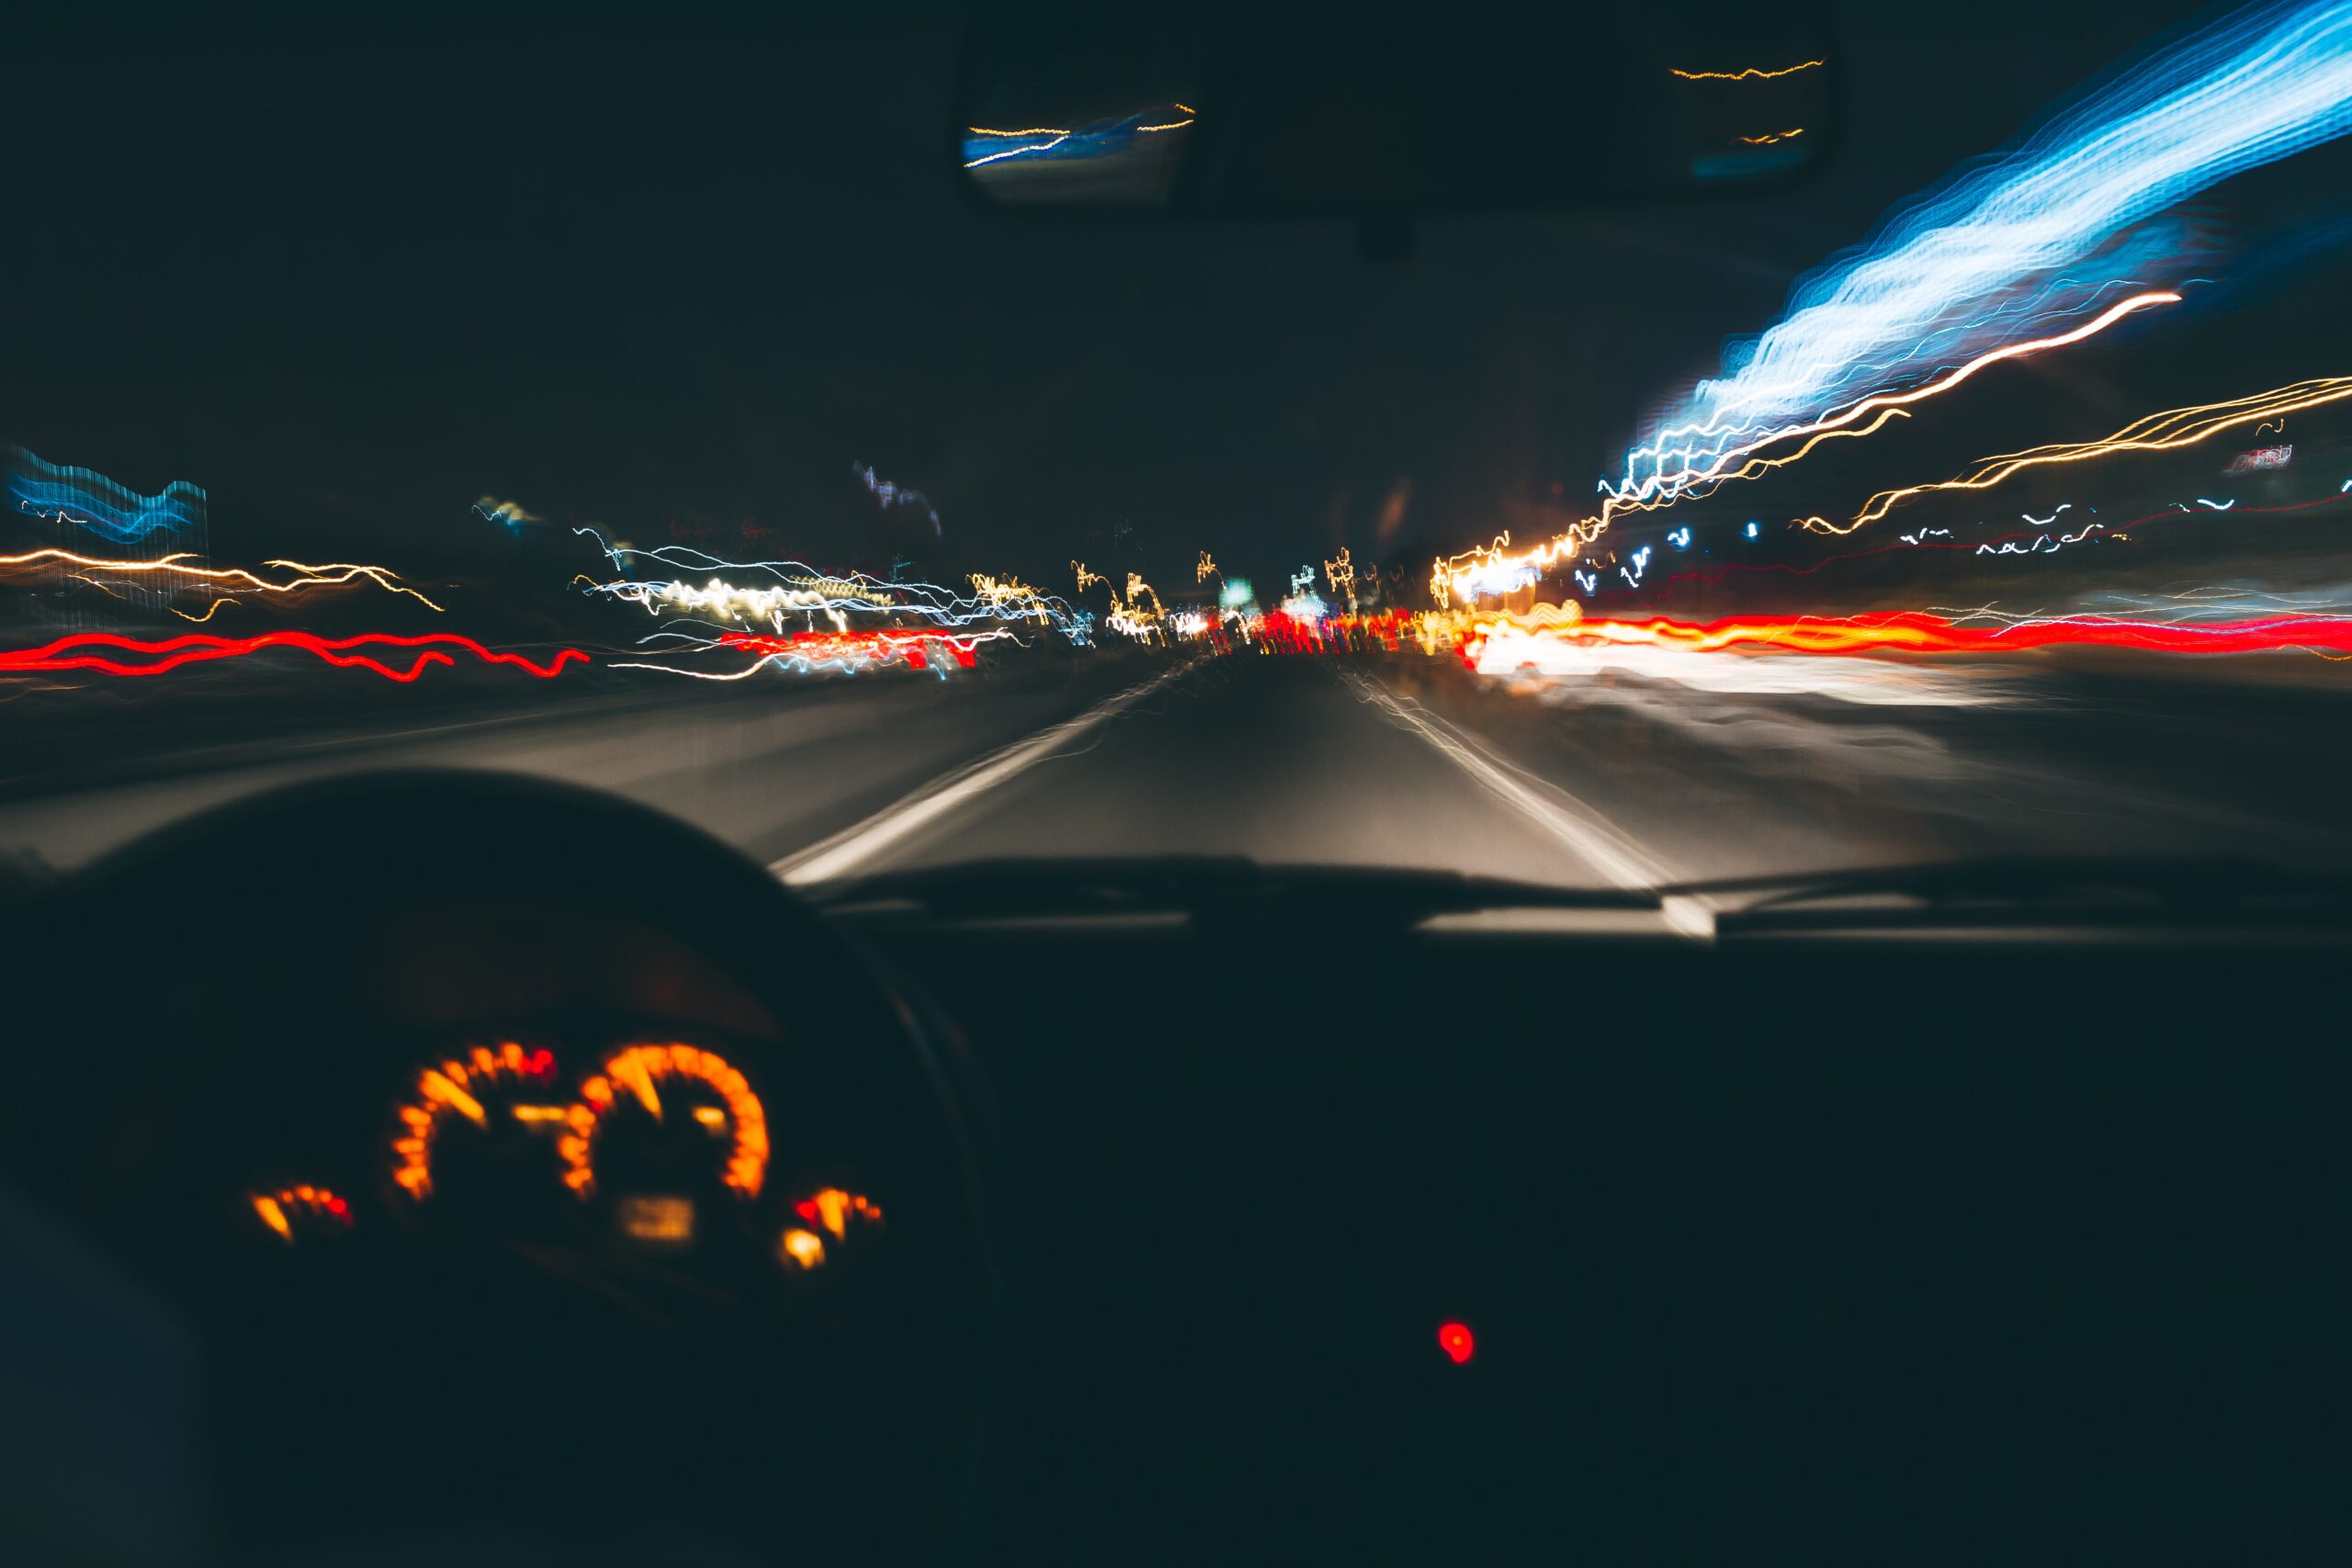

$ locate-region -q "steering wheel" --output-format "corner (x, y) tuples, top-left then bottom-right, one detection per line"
(3, 771), (999, 1564)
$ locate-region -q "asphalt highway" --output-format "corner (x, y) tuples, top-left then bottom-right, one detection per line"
(10, 650), (2352, 896)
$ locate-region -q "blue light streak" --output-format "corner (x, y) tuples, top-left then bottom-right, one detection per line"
(6, 445), (207, 544)
(853, 463), (941, 536)
(1624, 0), (2352, 497)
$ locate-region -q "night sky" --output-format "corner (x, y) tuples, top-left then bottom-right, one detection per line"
(7, 0), (2344, 603)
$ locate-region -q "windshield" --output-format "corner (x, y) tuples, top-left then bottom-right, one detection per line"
(8, 1), (2352, 893)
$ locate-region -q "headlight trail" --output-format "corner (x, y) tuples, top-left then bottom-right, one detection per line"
(1636, 0), (2352, 472)
(576, 529), (1087, 639)
(1458, 606), (2352, 669)
(1612, 491), (2350, 608)
(0, 546), (445, 611)
(1430, 290), (2179, 604)
(612, 627), (1010, 679)
(590, 575), (857, 623)
(1435, 0), (2352, 601)
(6, 445), (207, 543)
(0, 630), (587, 682)
(1801, 374), (2352, 533)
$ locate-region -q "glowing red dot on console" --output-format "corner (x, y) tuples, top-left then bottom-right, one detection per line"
(1437, 1322), (1475, 1365)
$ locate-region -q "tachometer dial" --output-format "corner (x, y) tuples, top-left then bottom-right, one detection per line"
(558, 1043), (770, 1202)
(389, 1042), (564, 1201)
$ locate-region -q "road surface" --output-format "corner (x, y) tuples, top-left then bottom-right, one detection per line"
(8, 652), (2352, 890)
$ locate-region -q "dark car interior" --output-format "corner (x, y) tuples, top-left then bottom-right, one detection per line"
(7, 0), (2352, 1562)
(6, 772), (2350, 1562)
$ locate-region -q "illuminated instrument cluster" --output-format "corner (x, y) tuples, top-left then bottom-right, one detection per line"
(245, 1039), (882, 1278)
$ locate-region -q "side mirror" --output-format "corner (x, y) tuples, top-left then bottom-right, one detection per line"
(955, 2), (1839, 221)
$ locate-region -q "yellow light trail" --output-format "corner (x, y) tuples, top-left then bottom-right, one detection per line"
(0, 546), (444, 610)
(1803, 374), (2352, 534)
(1739, 129), (1805, 144)
(1672, 60), (1825, 81)
(1429, 289), (2179, 603)
(1711, 405), (1912, 483)
(967, 124), (1068, 136)
(1136, 118), (1194, 133)
(169, 597), (240, 623)
(251, 1195), (292, 1242)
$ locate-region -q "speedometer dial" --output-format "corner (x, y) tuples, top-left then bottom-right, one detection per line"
(558, 1043), (771, 1201)
(389, 1042), (563, 1201)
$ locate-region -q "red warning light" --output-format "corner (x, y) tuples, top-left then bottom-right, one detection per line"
(1437, 1322), (1476, 1365)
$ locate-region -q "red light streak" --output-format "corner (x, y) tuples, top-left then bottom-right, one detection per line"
(1461, 608), (2352, 666)
(1254, 610), (1414, 653)
(0, 630), (587, 682)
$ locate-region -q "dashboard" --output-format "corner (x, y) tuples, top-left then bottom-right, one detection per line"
(243, 1032), (884, 1306)
(1, 773), (991, 1564)
(6, 770), (2351, 1564)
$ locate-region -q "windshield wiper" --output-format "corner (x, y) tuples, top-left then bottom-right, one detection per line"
(810, 853), (2352, 937)
(808, 855), (1658, 927)
(1662, 855), (2352, 935)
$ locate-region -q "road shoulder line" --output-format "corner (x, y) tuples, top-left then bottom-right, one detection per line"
(772, 662), (1193, 885)
(1342, 669), (1713, 936)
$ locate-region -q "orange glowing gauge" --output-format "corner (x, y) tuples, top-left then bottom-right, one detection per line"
(558, 1043), (770, 1200)
(250, 1184), (356, 1244)
(390, 1042), (562, 1200)
(777, 1188), (884, 1272)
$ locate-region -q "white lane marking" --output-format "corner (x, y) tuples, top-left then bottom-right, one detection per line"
(1342, 670), (1714, 938)
(773, 663), (1193, 885)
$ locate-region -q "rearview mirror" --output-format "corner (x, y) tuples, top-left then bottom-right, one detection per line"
(955, 3), (1839, 220)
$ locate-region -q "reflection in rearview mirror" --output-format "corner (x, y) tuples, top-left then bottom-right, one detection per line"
(964, 100), (1203, 209)
(956, 3), (1838, 218)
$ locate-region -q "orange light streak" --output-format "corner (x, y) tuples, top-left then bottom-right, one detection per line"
(1804, 373), (2352, 532)
(1672, 60), (1825, 81)
(0, 546), (444, 609)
